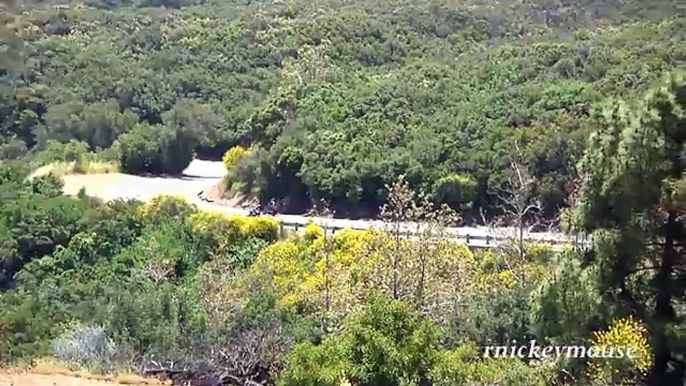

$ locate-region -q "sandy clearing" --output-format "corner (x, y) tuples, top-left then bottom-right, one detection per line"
(44, 160), (226, 204)
(0, 371), (166, 386)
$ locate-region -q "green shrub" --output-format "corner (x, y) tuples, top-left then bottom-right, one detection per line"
(429, 342), (557, 386)
(141, 195), (198, 225)
(118, 124), (193, 175)
(433, 174), (477, 210)
(280, 294), (441, 386)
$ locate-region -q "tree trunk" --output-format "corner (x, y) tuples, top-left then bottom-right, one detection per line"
(323, 227), (331, 332)
(392, 220), (400, 300)
(518, 216), (524, 260)
(651, 210), (677, 384)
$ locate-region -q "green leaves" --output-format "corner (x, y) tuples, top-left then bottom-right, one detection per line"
(574, 72), (685, 383)
(279, 294), (441, 386)
(530, 249), (605, 343)
(118, 123), (193, 174)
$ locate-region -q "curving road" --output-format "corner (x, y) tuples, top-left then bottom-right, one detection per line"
(61, 160), (587, 248)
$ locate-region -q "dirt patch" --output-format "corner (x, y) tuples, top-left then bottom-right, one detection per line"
(202, 179), (228, 202)
(201, 180), (252, 208)
(0, 369), (167, 386)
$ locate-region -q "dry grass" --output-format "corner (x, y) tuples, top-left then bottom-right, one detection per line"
(29, 161), (120, 179)
(71, 161), (120, 175)
(0, 359), (169, 386)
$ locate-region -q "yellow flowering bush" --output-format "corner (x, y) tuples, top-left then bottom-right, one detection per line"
(222, 145), (250, 171)
(252, 227), (479, 324)
(303, 223), (325, 241)
(249, 239), (315, 308)
(588, 316), (653, 385)
(469, 249), (548, 294)
(302, 228), (376, 319)
(187, 210), (281, 248)
(186, 211), (242, 253)
(245, 229), (372, 316)
(140, 194), (198, 224)
(498, 269), (516, 288)
(525, 242), (555, 262)
(240, 216), (281, 241)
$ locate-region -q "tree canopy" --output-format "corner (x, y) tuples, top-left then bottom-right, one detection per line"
(0, 0), (684, 384)
(0, 0), (683, 218)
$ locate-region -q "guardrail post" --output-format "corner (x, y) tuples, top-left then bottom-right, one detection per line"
(466, 234), (470, 245)
(486, 235), (490, 245)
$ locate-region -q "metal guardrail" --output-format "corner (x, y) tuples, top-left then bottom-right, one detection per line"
(276, 217), (591, 250)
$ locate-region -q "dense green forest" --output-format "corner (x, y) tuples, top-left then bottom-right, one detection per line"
(0, 72), (685, 383)
(1, 0), (684, 218)
(0, 0), (684, 385)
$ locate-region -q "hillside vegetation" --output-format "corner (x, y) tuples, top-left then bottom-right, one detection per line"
(0, 0), (684, 218)
(1, 72), (685, 382)
(0, 0), (684, 385)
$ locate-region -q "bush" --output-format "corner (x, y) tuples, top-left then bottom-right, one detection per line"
(429, 342), (557, 386)
(279, 294), (442, 386)
(141, 195), (198, 225)
(433, 174), (477, 210)
(118, 123), (194, 174)
(38, 140), (90, 164)
(588, 317), (652, 384)
(186, 210), (243, 254)
(96, 141), (122, 163)
(0, 138), (28, 160)
(30, 174), (64, 197)
(187, 211), (281, 254)
(529, 250), (605, 343)
(222, 146), (251, 172)
(52, 324), (118, 372)
(303, 223), (324, 241)
(240, 216), (281, 242)
(449, 285), (534, 347)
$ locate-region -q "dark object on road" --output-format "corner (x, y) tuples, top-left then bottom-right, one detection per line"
(247, 203), (278, 217)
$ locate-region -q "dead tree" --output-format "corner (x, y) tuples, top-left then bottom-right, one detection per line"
(377, 175), (461, 314)
(378, 174), (416, 300)
(494, 142), (542, 260)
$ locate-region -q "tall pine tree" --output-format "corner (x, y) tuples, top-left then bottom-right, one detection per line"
(574, 72), (685, 384)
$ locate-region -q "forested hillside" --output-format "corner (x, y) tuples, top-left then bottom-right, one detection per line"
(0, 73), (685, 384)
(0, 0), (685, 385)
(1, 0), (684, 218)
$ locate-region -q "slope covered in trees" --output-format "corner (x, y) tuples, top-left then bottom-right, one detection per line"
(0, 71), (683, 385)
(0, 1), (684, 383)
(0, 0), (683, 219)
